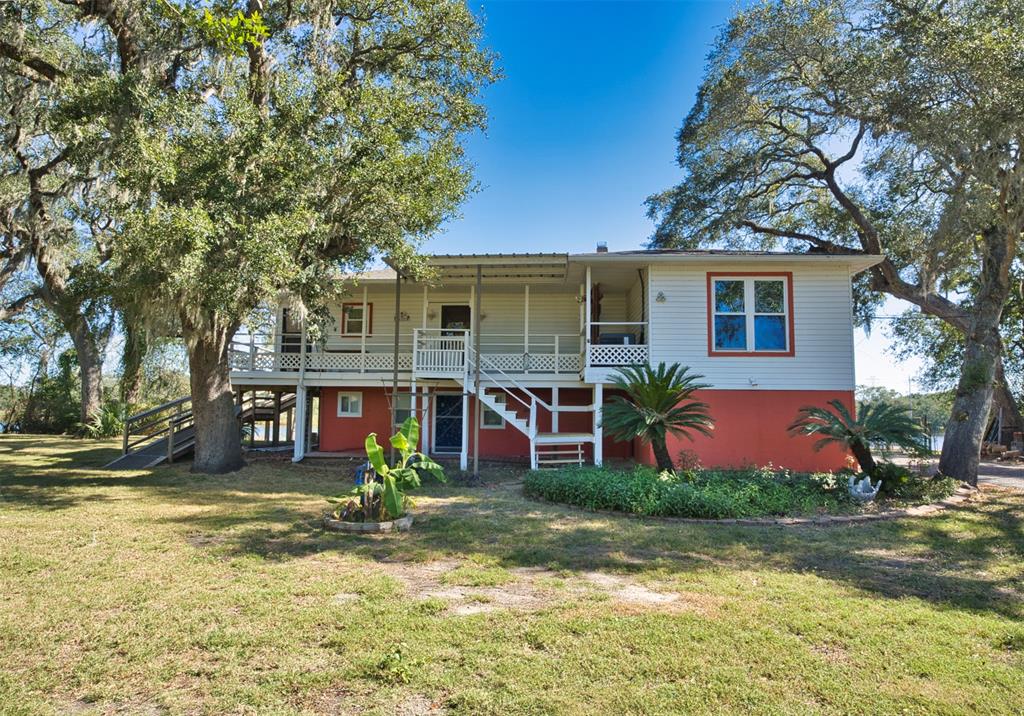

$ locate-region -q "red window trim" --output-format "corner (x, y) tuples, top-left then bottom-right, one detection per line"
(706, 271), (795, 357)
(341, 302), (373, 337)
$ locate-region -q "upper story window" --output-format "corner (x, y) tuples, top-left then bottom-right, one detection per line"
(341, 303), (372, 336)
(708, 273), (793, 356)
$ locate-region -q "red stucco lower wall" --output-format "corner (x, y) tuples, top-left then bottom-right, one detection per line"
(633, 389), (855, 472)
(317, 386), (633, 459)
(318, 386), (850, 470)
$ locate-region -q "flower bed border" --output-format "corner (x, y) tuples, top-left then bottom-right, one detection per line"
(526, 485), (978, 527)
(323, 514), (414, 533)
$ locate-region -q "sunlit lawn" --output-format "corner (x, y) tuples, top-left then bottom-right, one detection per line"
(1, 434), (1023, 715)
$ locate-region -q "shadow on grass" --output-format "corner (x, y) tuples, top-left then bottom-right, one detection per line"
(5, 434), (1023, 619)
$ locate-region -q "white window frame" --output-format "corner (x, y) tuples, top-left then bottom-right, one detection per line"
(337, 391), (363, 418)
(480, 405), (505, 430)
(341, 303), (371, 337)
(392, 393), (413, 428)
(711, 275), (791, 354)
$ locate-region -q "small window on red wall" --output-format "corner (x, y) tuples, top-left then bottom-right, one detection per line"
(707, 273), (794, 356)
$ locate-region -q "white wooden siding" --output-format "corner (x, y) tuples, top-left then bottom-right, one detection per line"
(647, 263), (855, 390)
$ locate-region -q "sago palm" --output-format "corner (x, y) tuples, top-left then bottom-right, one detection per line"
(787, 400), (927, 474)
(602, 363), (714, 472)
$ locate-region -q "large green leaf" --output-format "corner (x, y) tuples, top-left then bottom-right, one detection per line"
(401, 416), (420, 452)
(365, 433), (389, 476)
(381, 474), (404, 520)
(412, 455), (447, 483)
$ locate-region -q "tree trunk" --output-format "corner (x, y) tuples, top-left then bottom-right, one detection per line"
(120, 318), (147, 409)
(651, 438), (675, 473)
(68, 320), (104, 428)
(186, 323), (244, 474)
(850, 440), (877, 475)
(993, 358), (1023, 441)
(937, 226), (1015, 486)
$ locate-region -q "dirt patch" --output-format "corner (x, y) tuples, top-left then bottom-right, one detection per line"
(375, 559), (714, 616)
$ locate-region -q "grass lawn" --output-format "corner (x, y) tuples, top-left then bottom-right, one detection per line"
(1, 435), (1023, 715)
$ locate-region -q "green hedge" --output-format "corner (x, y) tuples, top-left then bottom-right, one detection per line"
(524, 465), (854, 519)
(524, 465), (958, 519)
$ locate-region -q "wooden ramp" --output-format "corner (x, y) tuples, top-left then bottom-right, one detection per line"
(104, 426), (196, 470)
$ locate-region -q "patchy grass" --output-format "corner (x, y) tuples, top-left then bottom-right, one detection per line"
(1, 435), (1023, 715)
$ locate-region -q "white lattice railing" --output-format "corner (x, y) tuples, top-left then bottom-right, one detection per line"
(587, 344), (650, 367)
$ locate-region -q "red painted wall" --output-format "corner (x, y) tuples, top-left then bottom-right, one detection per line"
(319, 387), (397, 452)
(633, 389), (855, 472)
(317, 386), (633, 460)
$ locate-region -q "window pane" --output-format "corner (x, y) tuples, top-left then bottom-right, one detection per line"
(754, 281), (784, 313)
(754, 315), (786, 350)
(482, 407), (503, 427)
(714, 280), (745, 313)
(393, 394), (412, 425)
(714, 315), (747, 350)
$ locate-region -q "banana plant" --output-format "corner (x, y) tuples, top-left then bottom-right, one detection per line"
(330, 417), (446, 522)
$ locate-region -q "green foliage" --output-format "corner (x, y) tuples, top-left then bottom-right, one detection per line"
(525, 465), (854, 520)
(80, 401), (125, 439)
(329, 417), (446, 522)
(193, 9), (268, 55)
(788, 399), (929, 473)
(870, 462), (958, 501)
(602, 363), (714, 472)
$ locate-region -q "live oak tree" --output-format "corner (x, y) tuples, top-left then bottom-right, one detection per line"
(0, 0), (154, 426)
(110, 1), (494, 473)
(647, 0), (1023, 485)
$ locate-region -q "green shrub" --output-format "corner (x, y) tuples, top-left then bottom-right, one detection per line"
(524, 465), (854, 519)
(871, 461), (958, 501)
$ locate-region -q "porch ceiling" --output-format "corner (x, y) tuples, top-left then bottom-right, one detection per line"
(423, 253), (570, 284)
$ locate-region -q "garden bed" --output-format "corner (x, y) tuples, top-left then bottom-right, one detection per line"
(523, 465), (961, 521)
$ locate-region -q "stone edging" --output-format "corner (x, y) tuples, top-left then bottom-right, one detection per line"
(323, 514), (414, 533)
(527, 486), (978, 527)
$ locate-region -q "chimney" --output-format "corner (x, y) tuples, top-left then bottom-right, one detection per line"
(596, 242), (608, 253)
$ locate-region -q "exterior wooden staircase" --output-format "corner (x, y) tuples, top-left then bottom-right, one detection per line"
(463, 347), (593, 469)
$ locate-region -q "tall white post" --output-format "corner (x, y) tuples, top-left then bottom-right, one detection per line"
(592, 383), (603, 467)
(523, 284), (530, 364)
(585, 266), (592, 368)
(551, 386), (559, 433)
(292, 383), (307, 462)
(460, 387), (469, 471)
(360, 285), (368, 373)
(421, 385), (430, 454)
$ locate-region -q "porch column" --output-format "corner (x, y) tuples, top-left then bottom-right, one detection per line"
(551, 386), (559, 432)
(523, 284), (529, 368)
(593, 383), (603, 467)
(292, 383), (307, 462)
(460, 388), (469, 471)
(359, 285), (368, 373)
(390, 272), (402, 461)
(473, 264), (482, 477)
(585, 266), (592, 368)
(421, 385), (430, 454)
(272, 391), (281, 446)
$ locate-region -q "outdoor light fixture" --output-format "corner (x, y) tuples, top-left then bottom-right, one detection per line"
(655, 291), (667, 303)
(426, 310), (437, 320)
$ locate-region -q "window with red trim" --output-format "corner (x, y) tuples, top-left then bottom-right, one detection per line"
(707, 273), (794, 356)
(341, 303), (372, 336)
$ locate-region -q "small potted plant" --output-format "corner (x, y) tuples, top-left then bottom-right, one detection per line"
(324, 417), (445, 533)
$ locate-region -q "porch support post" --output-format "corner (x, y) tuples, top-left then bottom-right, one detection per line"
(391, 272), (402, 461)
(585, 266), (592, 368)
(460, 387), (469, 471)
(359, 285), (368, 373)
(292, 383), (307, 462)
(523, 284), (530, 368)
(422, 285), (428, 328)
(552, 386), (559, 433)
(272, 391), (281, 446)
(421, 385), (430, 454)
(410, 378), (417, 442)
(473, 264), (482, 477)
(592, 383), (603, 467)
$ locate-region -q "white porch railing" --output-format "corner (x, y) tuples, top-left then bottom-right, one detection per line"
(412, 328), (469, 376)
(585, 321), (649, 368)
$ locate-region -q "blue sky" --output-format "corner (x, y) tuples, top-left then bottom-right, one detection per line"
(425, 0), (921, 392)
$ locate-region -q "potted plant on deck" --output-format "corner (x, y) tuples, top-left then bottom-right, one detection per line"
(324, 417), (446, 533)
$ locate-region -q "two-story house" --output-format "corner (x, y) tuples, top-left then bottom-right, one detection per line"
(228, 248), (883, 471)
